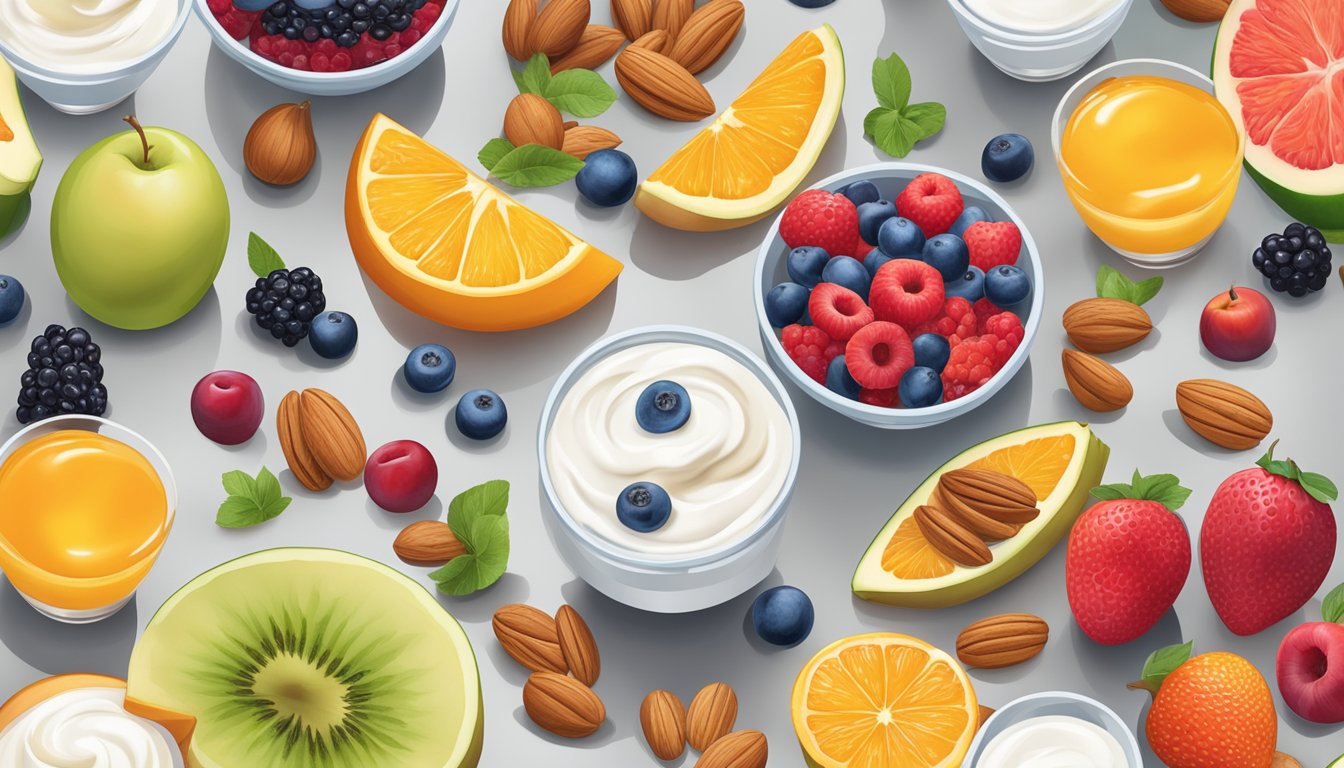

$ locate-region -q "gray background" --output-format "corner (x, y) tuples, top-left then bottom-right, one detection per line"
(2, 0), (1342, 765)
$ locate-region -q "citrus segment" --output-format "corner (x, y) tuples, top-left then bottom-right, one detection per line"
(346, 114), (621, 331)
(967, 434), (1075, 501)
(881, 518), (954, 580)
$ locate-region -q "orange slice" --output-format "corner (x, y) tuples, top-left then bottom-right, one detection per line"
(635, 24), (845, 231)
(345, 114), (622, 331)
(792, 633), (978, 768)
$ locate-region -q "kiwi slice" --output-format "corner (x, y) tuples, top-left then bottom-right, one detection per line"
(126, 548), (483, 768)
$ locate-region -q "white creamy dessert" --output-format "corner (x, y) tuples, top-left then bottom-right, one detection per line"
(547, 342), (793, 557)
(0, 686), (178, 768)
(977, 715), (1127, 768)
(962, 0), (1122, 33)
(0, 0), (178, 73)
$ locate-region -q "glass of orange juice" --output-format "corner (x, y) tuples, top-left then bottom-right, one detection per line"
(1052, 59), (1245, 267)
(0, 416), (176, 623)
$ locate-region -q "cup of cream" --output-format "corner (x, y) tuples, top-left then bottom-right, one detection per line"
(945, 0), (1135, 82)
(962, 691), (1142, 768)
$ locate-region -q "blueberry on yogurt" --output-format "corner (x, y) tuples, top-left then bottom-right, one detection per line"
(616, 482), (672, 533)
(636, 380), (691, 433)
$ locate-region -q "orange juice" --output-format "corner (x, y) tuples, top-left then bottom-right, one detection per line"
(1059, 74), (1242, 256)
(0, 429), (169, 612)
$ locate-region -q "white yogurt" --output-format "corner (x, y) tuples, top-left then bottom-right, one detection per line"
(0, 687), (177, 768)
(0, 0), (178, 73)
(547, 342), (793, 557)
(977, 715), (1126, 768)
(961, 0), (1122, 33)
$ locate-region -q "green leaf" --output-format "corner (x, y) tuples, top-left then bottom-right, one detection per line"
(253, 467), (282, 508)
(247, 233), (286, 277)
(215, 466), (292, 528)
(432, 515), (510, 595)
(865, 103), (945, 159)
(489, 144), (585, 188)
(902, 102), (946, 137)
(517, 53), (552, 96)
(1095, 265), (1163, 306)
(871, 53), (912, 111)
(1323, 583), (1344, 624)
(1255, 441), (1339, 503)
(448, 479), (510, 538)
(1128, 641), (1193, 696)
(221, 470), (256, 503)
(544, 69), (618, 118)
(478, 138), (516, 172)
(1090, 470), (1190, 511)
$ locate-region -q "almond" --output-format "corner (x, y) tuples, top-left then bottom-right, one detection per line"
(630, 28), (669, 53)
(502, 0), (538, 60)
(1062, 297), (1153, 353)
(668, 0), (743, 75)
(277, 390), (331, 492)
(555, 604), (601, 686)
(979, 705), (995, 729)
(651, 0), (694, 41)
(695, 729), (767, 768)
(1160, 0), (1230, 22)
(297, 388), (366, 482)
(561, 125), (622, 159)
(686, 682), (737, 752)
(1062, 349), (1133, 412)
(1175, 379), (1273, 450)
(504, 93), (565, 150)
(528, 0), (590, 57)
(393, 520), (465, 566)
(913, 505), (992, 567)
(956, 613), (1049, 669)
(550, 24), (624, 72)
(930, 484), (1021, 542)
(615, 45), (715, 121)
(938, 468), (1039, 525)
(493, 603), (569, 674)
(640, 689), (687, 761)
(611, 0), (652, 40)
(523, 671), (605, 738)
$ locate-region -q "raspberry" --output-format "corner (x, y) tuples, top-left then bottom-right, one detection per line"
(942, 335), (1002, 401)
(973, 298), (1000, 330)
(859, 388), (901, 408)
(911, 297), (977, 346)
(964, 221), (1023, 272)
(869, 259), (945, 328)
(845, 322), (915, 389)
(218, 8), (257, 38)
(779, 190), (861, 257)
(895, 173), (964, 237)
(982, 312), (1025, 359)
(782, 324), (835, 384)
(809, 283), (874, 342)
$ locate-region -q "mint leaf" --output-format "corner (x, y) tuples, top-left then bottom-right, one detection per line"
(448, 479), (510, 541)
(432, 515), (509, 595)
(865, 53), (946, 159)
(516, 53), (552, 96)
(247, 233), (285, 277)
(1323, 583), (1344, 624)
(1090, 470), (1189, 511)
(1096, 265), (1163, 306)
(490, 144), (584, 187)
(544, 69), (618, 118)
(221, 470), (256, 503)
(216, 467), (291, 528)
(478, 138), (515, 172)
(872, 52), (912, 110)
(1128, 641), (1193, 696)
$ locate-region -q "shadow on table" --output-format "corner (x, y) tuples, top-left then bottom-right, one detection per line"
(0, 577), (138, 676)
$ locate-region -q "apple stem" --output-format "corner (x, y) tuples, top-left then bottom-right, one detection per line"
(1228, 285), (1238, 301)
(122, 115), (153, 167)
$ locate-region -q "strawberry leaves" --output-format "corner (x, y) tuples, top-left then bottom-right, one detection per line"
(1096, 265), (1163, 306)
(1324, 583), (1344, 625)
(1128, 641), (1193, 696)
(1256, 440), (1338, 503)
(1091, 470), (1191, 511)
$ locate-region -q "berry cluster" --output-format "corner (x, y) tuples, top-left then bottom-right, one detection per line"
(246, 268), (327, 347)
(767, 173), (1031, 409)
(16, 325), (107, 424)
(1252, 222), (1333, 297)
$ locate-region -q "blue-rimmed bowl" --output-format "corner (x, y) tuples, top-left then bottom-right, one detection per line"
(946, 0), (1135, 83)
(962, 691), (1143, 767)
(753, 163), (1044, 430)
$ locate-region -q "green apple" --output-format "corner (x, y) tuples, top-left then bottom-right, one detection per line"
(51, 117), (228, 330)
(0, 56), (42, 237)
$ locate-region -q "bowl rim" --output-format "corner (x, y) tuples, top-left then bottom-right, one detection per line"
(963, 690), (1142, 767)
(537, 324), (802, 570)
(191, 0), (458, 81)
(752, 161), (1045, 424)
(0, 0), (192, 82)
(945, 0), (1133, 44)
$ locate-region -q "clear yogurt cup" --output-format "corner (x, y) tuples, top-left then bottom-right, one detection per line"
(946, 0), (1135, 82)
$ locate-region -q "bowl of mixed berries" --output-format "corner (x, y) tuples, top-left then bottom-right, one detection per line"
(198, 0), (458, 93)
(753, 164), (1043, 429)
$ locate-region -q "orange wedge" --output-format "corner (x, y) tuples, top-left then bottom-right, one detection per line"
(345, 114), (622, 331)
(635, 24), (845, 231)
(792, 633), (978, 768)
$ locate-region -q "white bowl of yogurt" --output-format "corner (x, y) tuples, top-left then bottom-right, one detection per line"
(946, 0), (1135, 82)
(0, 0), (192, 114)
(962, 691), (1143, 768)
(539, 326), (801, 613)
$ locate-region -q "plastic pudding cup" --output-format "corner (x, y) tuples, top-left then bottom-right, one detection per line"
(945, 0), (1134, 82)
(538, 326), (801, 614)
(961, 691), (1142, 767)
(0, 416), (177, 623)
(1052, 59), (1246, 268)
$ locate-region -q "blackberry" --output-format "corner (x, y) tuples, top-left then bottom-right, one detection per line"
(16, 324), (107, 424)
(246, 268), (327, 347)
(261, 0), (424, 46)
(1252, 222), (1333, 297)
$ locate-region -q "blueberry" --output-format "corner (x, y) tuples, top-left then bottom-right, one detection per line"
(234, 0), (275, 10)
(0, 275), (24, 325)
(787, 0), (835, 6)
(912, 334), (950, 373)
(922, 234), (970, 282)
(821, 256), (870, 301)
(575, 149), (637, 207)
(751, 586), (814, 647)
(616, 482), (672, 533)
(949, 206), (992, 238)
(899, 366), (943, 408)
(403, 343), (456, 393)
(984, 265), (1031, 307)
(838, 180), (881, 207)
(787, 246), (830, 289)
(825, 356), (861, 400)
(863, 248), (893, 279)
(981, 133), (1035, 183)
(636, 380), (691, 433)
(857, 200), (898, 245)
(877, 216), (926, 257)
(455, 388), (507, 440)
(945, 266), (985, 302)
(765, 282), (810, 328)
(307, 311), (358, 359)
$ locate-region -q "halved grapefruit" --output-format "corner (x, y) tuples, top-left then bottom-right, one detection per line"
(1213, 0), (1344, 239)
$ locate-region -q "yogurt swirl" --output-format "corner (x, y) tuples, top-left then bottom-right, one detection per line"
(547, 342), (793, 556)
(0, 0), (178, 73)
(0, 687), (178, 768)
(977, 715), (1127, 768)
(961, 0), (1122, 33)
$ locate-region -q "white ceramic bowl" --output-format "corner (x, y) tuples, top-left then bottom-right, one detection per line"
(946, 0), (1134, 82)
(193, 0), (459, 96)
(961, 691), (1143, 767)
(0, 0), (192, 114)
(753, 163), (1043, 430)
(538, 326), (801, 613)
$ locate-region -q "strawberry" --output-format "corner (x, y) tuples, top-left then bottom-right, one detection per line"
(895, 173), (963, 236)
(1201, 442), (1338, 636)
(779, 190), (861, 257)
(963, 221), (1022, 272)
(1066, 471), (1193, 645)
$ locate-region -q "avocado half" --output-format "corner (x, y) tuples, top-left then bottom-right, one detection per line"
(0, 55), (41, 237)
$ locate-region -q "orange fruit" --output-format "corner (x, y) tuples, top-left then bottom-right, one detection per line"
(345, 114), (622, 331)
(1145, 652), (1276, 768)
(635, 24), (845, 231)
(792, 633), (978, 768)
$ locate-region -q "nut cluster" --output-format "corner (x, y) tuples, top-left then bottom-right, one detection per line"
(494, 603), (606, 738)
(277, 388), (367, 491)
(641, 681), (766, 767)
(913, 468), (1039, 568)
